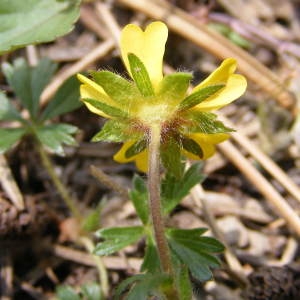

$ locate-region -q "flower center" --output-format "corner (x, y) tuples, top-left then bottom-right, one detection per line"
(136, 102), (174, 125)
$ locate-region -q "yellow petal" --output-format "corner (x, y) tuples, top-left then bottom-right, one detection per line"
(77, 74), (114, 118)
(120, 21), (168, 88)
(192, 58), (247, 111)
(113, 141), (148, 172)
(183, 133), (229, 160)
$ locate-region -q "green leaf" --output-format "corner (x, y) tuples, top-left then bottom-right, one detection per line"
(128, 53), (154, 97)
(125, 139), (147, 158)
(114, 274), (146, 300)
(81, 283), (103, 300)
(56, 285), (80, 300)
(41, 75), (81, 121)
(167, 228), (224, 282)
(157, 72), (192, 104)
(92, 120), (141, 143)
(91, 71), (140, 106)
(0, 127), (26, 153)
(0, 0), (80, 54)
(172, 255), (192, 300)
(94, 226), (144, 256)
(129, 174), (149, 224)
(161, 162), (204, 214)
(81, 205), (101, 233)
(184, 111), (234, 134)
(182, 137), (203, 158)
(124, 273), (170, 300)
(167, 228), (224, 253)
(178, 84), (225, 111)
(83, 98), (128, 119)
(0, 91), (23, 122)
(141, 236), (161, 273)
(168, 239), (216, 282)
(35, 123), (77, 155)
(2, 58), (57, 118)
(160, 136), (182, 178)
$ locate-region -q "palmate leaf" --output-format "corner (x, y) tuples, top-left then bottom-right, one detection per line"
(128, 53), (154, 97)
(41, 75), (81, 121)
(0, 127), (26, 153)
(178, 84), (225, 111)
(35, 123), (77, 155)
(2, 58), (57, 118)
(0, 91), (23, 122)
(167, 228), (224, 282)
(94, 226), (144, 256)
(0, 0), (80, 54)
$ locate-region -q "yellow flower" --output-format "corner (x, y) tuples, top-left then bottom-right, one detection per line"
(77, 21), (247, 174)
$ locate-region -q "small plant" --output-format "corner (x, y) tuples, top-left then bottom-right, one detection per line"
(0, 58), (81, 216)
(78, 21), (247, 299)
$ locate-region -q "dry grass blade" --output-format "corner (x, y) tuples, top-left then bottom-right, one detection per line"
(117, 0), (296, 111)
(218, 115), (300, 204)
(0, 154), (24, 210)
(218, 141), (300, 236)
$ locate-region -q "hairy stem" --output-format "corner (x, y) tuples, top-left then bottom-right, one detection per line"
(36, 142), (81, 220)
(148, 124), (172, 274)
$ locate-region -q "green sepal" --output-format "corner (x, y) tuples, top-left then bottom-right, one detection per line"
(129, 174), (149, 224)
(83, 98), (129, 119)
(182, 137), (203, 158)
(125, 139), (147, 158)
(41, 75), (81, 121)
(0, 91), (24, 122)
(141, 236), (161, 273)
(160, 136), (182, 179)
(128, 53), (154, 97)
(91, 70), (140, 106)
(0, 127), (26, 153)
(56, 285), (81, 300)
(157, 72), (192, 104)
(178, 84), (225, 111)
(2, 58), (57, 118)
(94, 226), (144, 256)
(35, 123), (77, 155)
(184, 111), (234, 134)
(167, 228), (224, 282)
(92, 120), (141, 143)
(161, 162), (204, 215)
